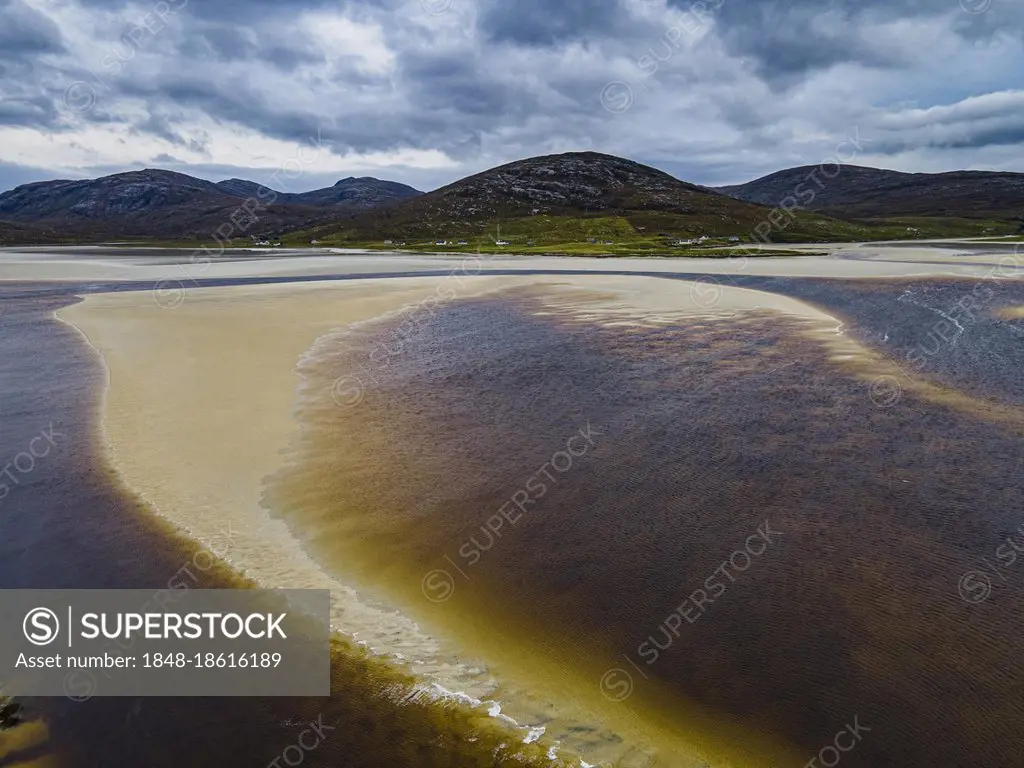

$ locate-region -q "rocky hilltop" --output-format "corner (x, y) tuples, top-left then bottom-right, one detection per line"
(417, 151), (721, 215)
(328, 151), (786, 240)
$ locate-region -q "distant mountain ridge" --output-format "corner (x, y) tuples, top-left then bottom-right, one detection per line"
(715, 165), (1024, 220)
(0, 169), (422, 240)
(212, 176), (421, 208)
(1, 155), (1021, 245)
(0, 170), (222, 220)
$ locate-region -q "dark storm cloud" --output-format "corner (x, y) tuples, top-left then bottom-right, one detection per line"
(684, 0), (1011, 81)
(872, 92), (1024, 151)
(477, 0), (626, 45)
(399, 50), (540, 117)
(0, 95), (59, 127)
(174, 21), (325, 70)
(0, 0), (66, 54)
(1, 0), (1022, 192)
(0, 1), (70, 132)
(934, 125), (1024, 149)
(177, 23), (259, 62)
(71, 0), (342, 19)
(717, 9), (906, 79)
(116, 74), (330, 147)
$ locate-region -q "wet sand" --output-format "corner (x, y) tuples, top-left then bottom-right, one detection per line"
(56, 276), (542, 689)
(4, 241), (1021, 285)
(268, 290), (1024, 768)
(0, 718), (59, 768)
(51, 263), (1024, 767)
(57, 274), (858, 767)
(2, 292), (562, 768)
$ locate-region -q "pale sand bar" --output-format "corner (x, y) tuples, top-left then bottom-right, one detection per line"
(59, 273), (862, 768)
(58, 272), (1018, 767)
(5, 242), (1023, 283)
(58, 274), (851, 672)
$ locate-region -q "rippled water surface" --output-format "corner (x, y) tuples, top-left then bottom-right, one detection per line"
(3, 272), (1023, 768)
(268, 287), (1024, 767)
(0, 294), (560, 768)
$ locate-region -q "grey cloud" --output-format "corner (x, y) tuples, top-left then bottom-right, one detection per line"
(0, 95), (58, 127)
(399, 50), (540, 118)
(872, 93), (1024, 151)
(0, 160), (80, 194)
(117, 74), (309, 138)
(0, 0), (66, 55)
(128, 110), (206, 150)
(264, 43), (324, 72)
(1, 0), (1022, 195)
(710, 5), (909, 80)
(0, 1), (72, 132)
(678, 0), (1011, 82)
(477, 0), (627, 45)
(935, 124), (1024, 149)
(177, 23), (259, 62)
(175, 22), (324, 70)
(73, 0), (340, 20)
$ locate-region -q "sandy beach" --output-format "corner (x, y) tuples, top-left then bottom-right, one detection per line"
(3, 242), (1020, 284)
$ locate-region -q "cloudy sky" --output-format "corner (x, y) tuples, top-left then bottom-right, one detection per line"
(1, 0), (1022, 194)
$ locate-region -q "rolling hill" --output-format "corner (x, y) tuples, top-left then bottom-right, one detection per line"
(716, 165), (1024, 222)
(303, 151), (863, 245)
(2, 155), (1021, 248)
(0, 170), (422, 241)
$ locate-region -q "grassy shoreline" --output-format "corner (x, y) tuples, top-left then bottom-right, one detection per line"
(3, 238), (828, 258)
(2, 210), (1017, 252)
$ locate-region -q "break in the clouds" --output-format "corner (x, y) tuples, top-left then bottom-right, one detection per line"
(0, 0), (1022, 193)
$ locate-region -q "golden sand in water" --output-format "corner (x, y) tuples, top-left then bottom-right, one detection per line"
(58, 274), (1024, 768)
(0, 719), (61, 768)
(59, 275), (847, 767)
(266, 286), (1024, 768)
